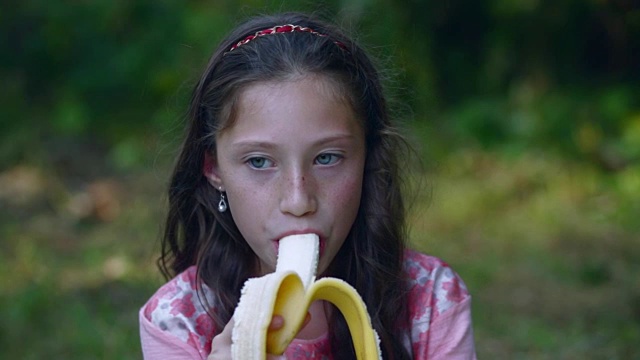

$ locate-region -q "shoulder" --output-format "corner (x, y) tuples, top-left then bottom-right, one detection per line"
(402, 250), (476, 357)
(140, 266), (216, 357)
(402, 250), (471, 319)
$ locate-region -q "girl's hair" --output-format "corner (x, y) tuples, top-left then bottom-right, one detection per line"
(159, 12), (411, 359)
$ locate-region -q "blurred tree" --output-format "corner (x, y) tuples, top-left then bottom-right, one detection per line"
(1, 0), (638, 170)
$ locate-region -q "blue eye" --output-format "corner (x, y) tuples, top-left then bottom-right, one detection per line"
(315, 153), (340, 165)
(247, 157), (272, 169)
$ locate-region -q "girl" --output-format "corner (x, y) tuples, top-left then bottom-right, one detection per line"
(140, 12), (477, 359)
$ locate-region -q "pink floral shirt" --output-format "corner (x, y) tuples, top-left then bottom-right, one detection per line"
(139, 250), (477, 359)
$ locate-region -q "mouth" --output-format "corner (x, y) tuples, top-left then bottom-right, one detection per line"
(274, 231), (326, 258)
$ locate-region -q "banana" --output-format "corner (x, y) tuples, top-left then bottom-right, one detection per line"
(275, 234), (319, 290)
(230, 234), (382, 359)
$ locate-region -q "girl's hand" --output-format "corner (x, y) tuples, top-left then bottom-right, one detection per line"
(207, 314), (309, 360)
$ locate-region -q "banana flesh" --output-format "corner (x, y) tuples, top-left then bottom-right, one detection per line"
(275, 234), (319, 290)
(230, 234), (382, 359)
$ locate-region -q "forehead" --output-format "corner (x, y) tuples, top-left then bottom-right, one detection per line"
(242, 75), (347, 109)
(220, 74), (359, 133)
(216, 76), (363, 144)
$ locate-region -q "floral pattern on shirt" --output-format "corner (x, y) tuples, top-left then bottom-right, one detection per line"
(404, 255), (470, 355)
(142, 250), (470, 358)
(143, 270), (216, 358)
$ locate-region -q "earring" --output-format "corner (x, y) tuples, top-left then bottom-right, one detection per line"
(217, 187), (228, 213)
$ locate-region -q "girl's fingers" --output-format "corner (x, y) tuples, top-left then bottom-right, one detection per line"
(268, 314), (284, 330)
(208, 312), (311, 359)
(267, 312), (311, 331)
(207, 317), (234, 359)
(265, 313), (310, 359)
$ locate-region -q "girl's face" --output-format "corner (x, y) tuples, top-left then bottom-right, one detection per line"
(205, 76), (365, 276)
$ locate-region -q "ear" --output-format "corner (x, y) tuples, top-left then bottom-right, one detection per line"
(203, 152), (224, 190)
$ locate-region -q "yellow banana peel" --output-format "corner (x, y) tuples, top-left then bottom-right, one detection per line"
(231, 234), (382, 359)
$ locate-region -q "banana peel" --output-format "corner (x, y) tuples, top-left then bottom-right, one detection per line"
(231, 234), (382, 359)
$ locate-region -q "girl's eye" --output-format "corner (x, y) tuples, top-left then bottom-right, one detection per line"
(247, 157), (273, 169)
(315, 153), (340, 165)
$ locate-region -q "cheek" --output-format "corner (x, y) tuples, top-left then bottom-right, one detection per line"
(220, 167), (262, 207)
(228, 187), (266, 216)
(224, 179), (259, 225)
(331, 174), (364, 217)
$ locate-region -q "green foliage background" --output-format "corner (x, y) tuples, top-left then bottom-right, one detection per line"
(1, 0), (639, 358)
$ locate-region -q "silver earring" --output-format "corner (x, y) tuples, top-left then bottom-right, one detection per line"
(217, 188), (228, 213)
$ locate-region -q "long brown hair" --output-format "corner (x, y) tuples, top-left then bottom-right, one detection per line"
(158, 12), (412, 359)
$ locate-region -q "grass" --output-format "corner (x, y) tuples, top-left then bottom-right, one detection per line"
(409, 150), (640, 359)
(1, 149), (638, 358)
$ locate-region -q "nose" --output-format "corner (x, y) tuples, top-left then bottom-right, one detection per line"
(279, 169), (317, 217)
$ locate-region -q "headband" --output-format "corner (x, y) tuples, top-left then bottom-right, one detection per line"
(226, 24), (347, 54)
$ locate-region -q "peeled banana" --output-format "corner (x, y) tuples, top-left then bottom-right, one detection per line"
(231, 234), (382, 359)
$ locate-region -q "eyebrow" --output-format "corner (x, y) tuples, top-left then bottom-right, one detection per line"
(231, 140), (277, 150)
(231, 134), (359, 149)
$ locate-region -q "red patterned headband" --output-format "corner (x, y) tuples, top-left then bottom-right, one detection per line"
(226, 24), (347, 54)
